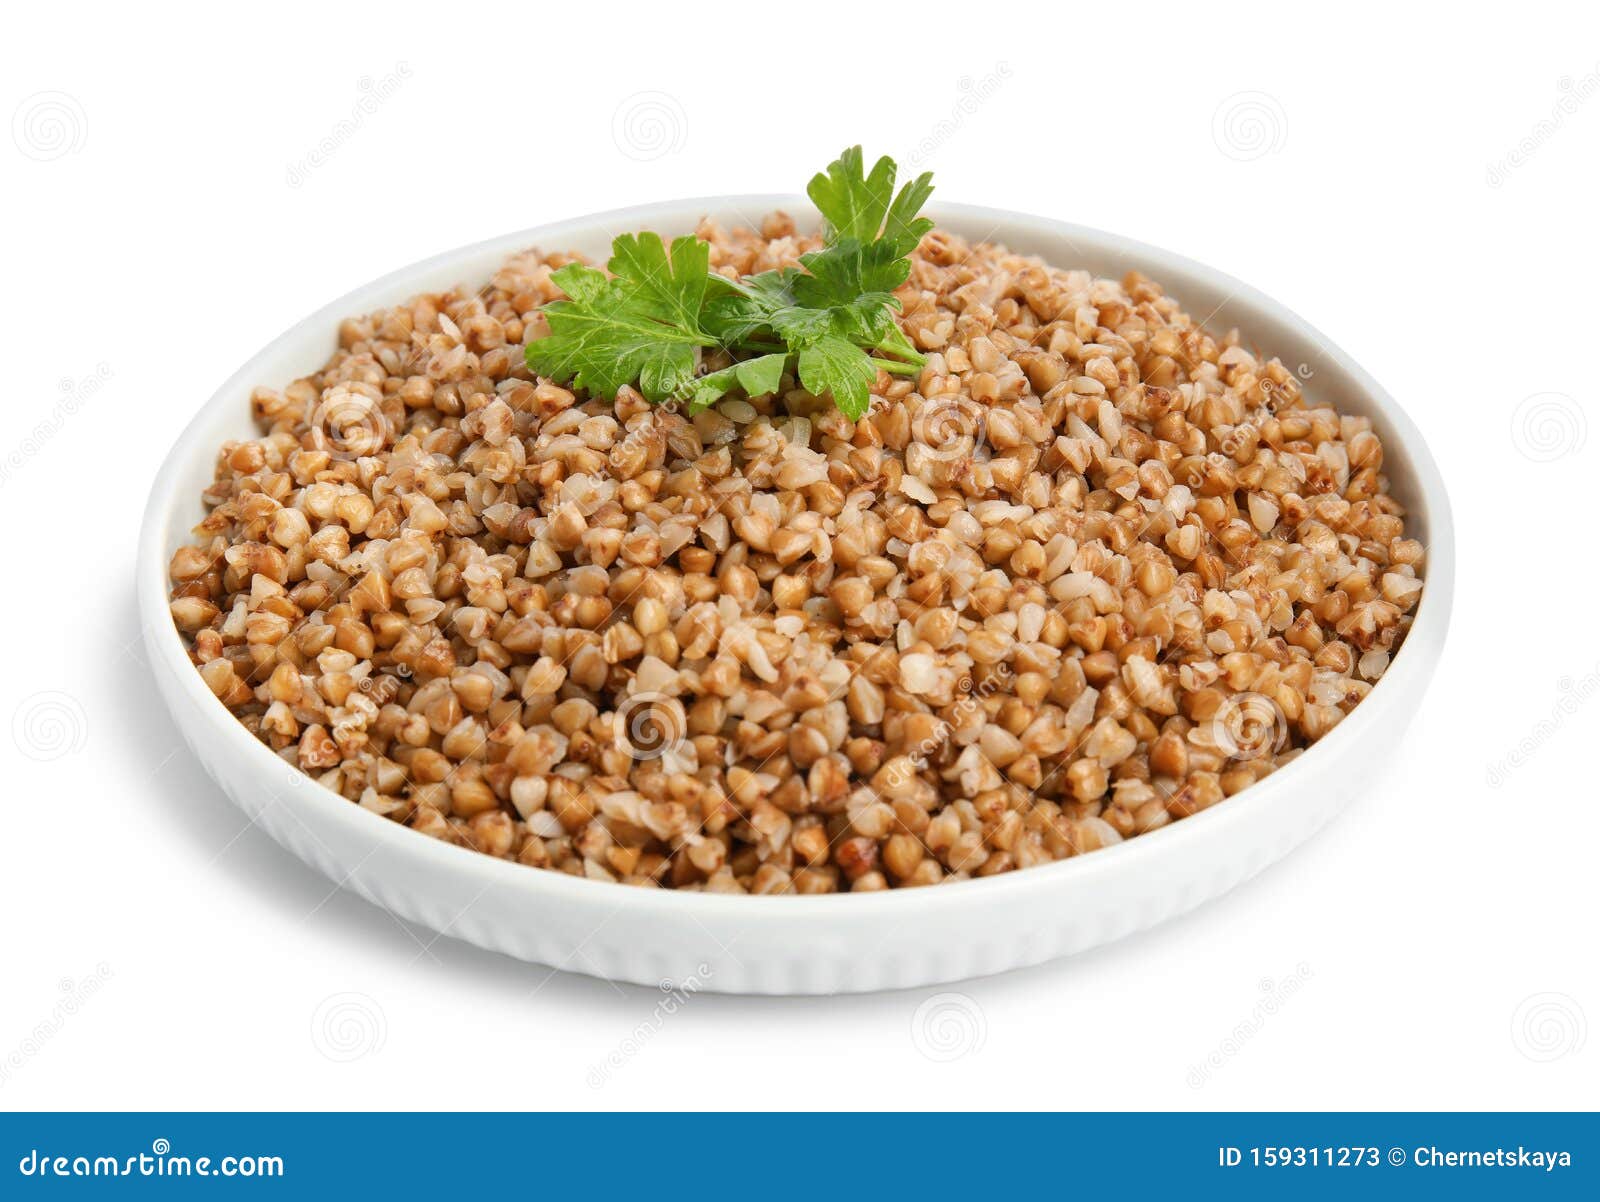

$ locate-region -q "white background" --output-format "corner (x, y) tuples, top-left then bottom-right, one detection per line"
(2, 1), (1595, 1111)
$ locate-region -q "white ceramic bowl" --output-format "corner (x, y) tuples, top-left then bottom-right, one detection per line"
(138, 197), (1455, 994)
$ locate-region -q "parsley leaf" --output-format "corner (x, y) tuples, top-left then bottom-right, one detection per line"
(793, 236), (912, 305)
(702, 270), (802, 346)
(686, 352), (789, 413)
(807, 146), (935, 256)
(797, 335), (878, 421)
(526, 232), (718, 403)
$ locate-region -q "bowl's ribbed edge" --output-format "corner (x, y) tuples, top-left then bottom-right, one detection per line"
(236, 785), (1341, 996)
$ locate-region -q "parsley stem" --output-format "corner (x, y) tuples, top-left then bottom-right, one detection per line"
(874, 357), (921, 377)
(872, 333), (925, 366)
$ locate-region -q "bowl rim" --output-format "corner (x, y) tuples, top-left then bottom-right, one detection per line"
(137, 194), (1456, 917)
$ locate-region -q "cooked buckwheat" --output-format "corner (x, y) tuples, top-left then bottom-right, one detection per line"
(169, 214), (1422, 892)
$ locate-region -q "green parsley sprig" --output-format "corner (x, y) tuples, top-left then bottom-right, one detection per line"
(525, 148), (933, 421)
